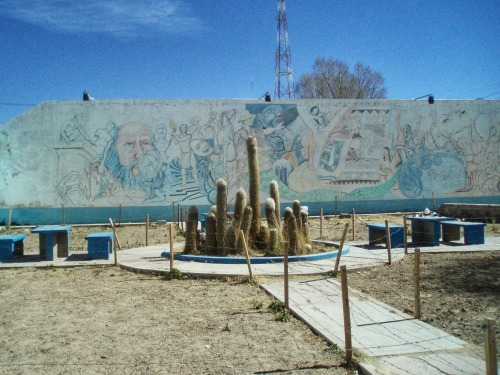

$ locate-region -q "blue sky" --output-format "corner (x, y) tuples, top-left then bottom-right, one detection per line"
(1, 0), (499, 124)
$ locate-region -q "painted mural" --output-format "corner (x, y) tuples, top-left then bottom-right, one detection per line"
(0, 99), (498, 216)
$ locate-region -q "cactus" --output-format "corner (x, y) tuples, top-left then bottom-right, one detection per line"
(232, 188), (246, 252)
(269, 228), (280, 254)
(292, 200), (304, 248)
(226, 225), (236, 254)
(265, 198), (279, 230)
(270, 180), (281, 226)
(239, 205), (253, 251)
(284, 207), (300, 255)
(184, 205), (199, 254)
(301, 209), (310, 245)
(246, 136), (261, 242)
(205, 212), (217, 254)
(259, 224), (270, 251)
(216, 178), (228, 255)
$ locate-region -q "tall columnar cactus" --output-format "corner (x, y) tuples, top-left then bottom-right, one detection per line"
(239, 205), (253, 252)
(301, 209), (310, 245)
(232, 188), (246, 251)
(265, 198), (279, 230)
(184, 205), (199, 254)
(225, 225), (236, 254)
(284, 207), (299, 255)
(270, 180), (281, 226)
(216, 178), (228, 255)
(205, 212), (217, 254)
(246, 136), (261, 242)
(292, 200), (304, 248)
(269, 228), (280, 254)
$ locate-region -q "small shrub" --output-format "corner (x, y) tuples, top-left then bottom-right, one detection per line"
(268, 299), (291, 321)
(164, 268), (190, 280)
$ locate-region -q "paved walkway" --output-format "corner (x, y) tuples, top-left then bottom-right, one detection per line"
(1, 237), (499, 374)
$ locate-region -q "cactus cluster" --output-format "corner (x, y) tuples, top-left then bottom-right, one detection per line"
(183, 135), (311, 256)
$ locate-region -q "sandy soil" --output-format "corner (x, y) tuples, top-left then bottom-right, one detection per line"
(1, 214), (499, 374)
(0, 267), (353, 375)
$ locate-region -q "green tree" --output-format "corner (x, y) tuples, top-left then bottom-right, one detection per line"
(295, 57), (387, 99)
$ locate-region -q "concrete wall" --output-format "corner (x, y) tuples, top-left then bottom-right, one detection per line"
(0, 99), (498, 224)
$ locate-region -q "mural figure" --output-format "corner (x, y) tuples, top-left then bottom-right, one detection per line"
(102, 122), (163, 198)
(60, 114), (93, 144)
(171, 123), (197, 185)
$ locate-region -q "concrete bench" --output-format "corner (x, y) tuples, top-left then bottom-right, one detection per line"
(366, 223), (404, 248)
(85, 232), (114, 260)
(0, 234), (27, 262)
(441, 221), (486, 245)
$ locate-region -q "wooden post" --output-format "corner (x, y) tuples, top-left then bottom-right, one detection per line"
(284, 243), (289, 310)
(414, 249), (421, 319)
(333, 223), (349, 276)
(432, 192), (436, 211)
(109, 218), (118, 266)
(403, 215), (408, 255)
(340, 265), (353, 363)
(118, 203), (122, 227)
(171, 202), (176, 222)
(335, 195), (338, 214)
(320, 208), (323, 238)
(240, 230), (253, 281)
(7, 206), (12, 230)
(62, 204), (66, 225)
(169, 223), (174, 270)
(385, 220), (392, 265)
(351, 208), (355, 241)
(145, 214), (149, 246)
(177, 204), (181, 227)
(485, 319), (498, 375)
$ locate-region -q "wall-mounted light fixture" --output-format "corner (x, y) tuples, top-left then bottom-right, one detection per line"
(414, 94), (434, 104)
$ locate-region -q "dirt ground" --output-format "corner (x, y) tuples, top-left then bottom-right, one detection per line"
(1, 214), (499, 374)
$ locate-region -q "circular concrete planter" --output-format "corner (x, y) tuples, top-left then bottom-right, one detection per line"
(161, 246), (349, 264)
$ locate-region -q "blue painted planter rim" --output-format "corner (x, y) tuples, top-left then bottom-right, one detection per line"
(161, 246), (349, 264)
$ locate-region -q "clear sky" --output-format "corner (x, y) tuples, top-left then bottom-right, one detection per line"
(1, 0), (499, 124)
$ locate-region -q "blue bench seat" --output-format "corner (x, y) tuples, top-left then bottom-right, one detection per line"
(441, 221), (486, 245)
(0, 234), (27, 262)
(85, 232), (114, 260)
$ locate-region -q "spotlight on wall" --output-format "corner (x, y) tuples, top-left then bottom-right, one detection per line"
(414, 94), (434, 104)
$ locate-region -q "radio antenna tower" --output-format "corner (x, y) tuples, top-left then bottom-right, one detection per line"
(274, 0), (294, 99)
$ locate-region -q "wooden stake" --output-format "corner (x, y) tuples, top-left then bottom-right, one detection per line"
(118, 203), (122, 227)
(335, 195), (338, 214)
(351, 208), (355, 241)
(385, 220), (392, 265)
(333, 223), (349, 276)
(7, 206), (12, 230)
(172, 202), (176, 222)
(240, 230), (253, 281)
(145, 214), (149, 246)
(485, 319), (498, 375)
(320, 208), (323, 238)
(177, 204), (181, 227)
(414, 249), (421, 319)
(169, 223), (174, 270)
(62, 204), (66, 225)
(340, 265), (353, 363)
(109, 218), (118, 266)
(403, 215), (408, 255)
(284, 244), (289, 310)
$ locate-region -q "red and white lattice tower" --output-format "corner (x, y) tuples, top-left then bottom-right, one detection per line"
(274, 0), (294, 99)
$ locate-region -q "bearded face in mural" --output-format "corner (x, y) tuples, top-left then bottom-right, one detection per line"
(103, 122), (162, 194)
